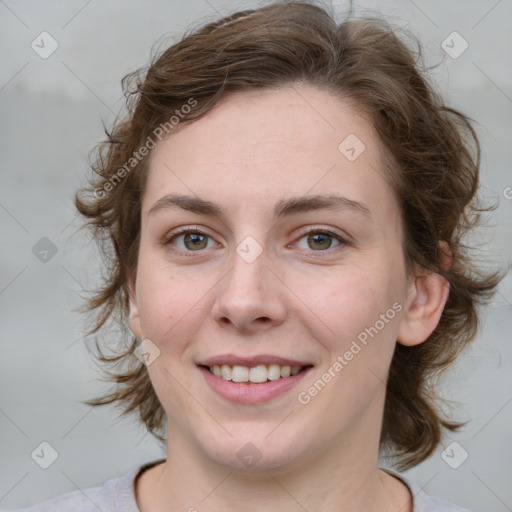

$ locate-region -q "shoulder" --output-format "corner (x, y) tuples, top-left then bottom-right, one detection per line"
(1, 460), (163, 512)
(380, 467), (473, 512)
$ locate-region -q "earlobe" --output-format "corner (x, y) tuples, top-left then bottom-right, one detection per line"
(127, 279), (143, 339)
(396, 269), (450, 347)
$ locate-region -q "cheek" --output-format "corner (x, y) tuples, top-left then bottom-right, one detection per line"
(305, 261), (398, 338)
(302, 255), (404, 394)
(298, 265), (403, 424)
(135, 253), (198, 344)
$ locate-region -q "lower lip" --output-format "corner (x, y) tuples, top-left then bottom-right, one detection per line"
(199, 366), (313, 405)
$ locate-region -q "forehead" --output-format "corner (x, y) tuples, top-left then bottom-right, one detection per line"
(143, 85), (397, 223)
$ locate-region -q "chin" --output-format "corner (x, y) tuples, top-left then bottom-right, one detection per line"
(198, 429), (312, 474)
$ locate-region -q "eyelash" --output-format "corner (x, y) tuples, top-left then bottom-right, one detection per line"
(163, 226), (348, 257)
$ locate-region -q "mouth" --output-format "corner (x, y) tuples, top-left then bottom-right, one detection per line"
(196, 357), (314, 404)
(200, 363), (313, 384)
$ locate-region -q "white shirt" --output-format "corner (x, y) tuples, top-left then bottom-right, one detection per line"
(3, 459), (472, 511)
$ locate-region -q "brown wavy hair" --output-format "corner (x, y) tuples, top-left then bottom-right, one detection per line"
(74, 0), (502, 470)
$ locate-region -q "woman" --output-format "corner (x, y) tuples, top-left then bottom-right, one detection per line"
(10, 1), (501, 510)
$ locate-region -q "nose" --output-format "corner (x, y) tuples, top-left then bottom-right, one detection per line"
(211, 242), (287, 334)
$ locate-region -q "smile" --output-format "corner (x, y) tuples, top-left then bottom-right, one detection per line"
(207, 363), (308, 383)
(197, 359), (314, 404)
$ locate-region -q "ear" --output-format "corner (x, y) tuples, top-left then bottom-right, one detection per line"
(127, 277), (143, 339)
(397, 243), (452, 347)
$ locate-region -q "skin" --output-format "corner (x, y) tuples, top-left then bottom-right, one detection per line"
(128, 84), (450, 512)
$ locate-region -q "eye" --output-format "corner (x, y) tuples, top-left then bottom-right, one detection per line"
(294, 228), (345, 251)
(163, 226), (348, 255)
(164, 227), (217, 252)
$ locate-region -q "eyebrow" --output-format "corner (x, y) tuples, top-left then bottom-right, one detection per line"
(147, 193), (372, 220)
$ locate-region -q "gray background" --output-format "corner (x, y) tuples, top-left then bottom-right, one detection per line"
(1, 0), (511, 510)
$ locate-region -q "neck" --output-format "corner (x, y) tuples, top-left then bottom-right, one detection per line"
(140, 416), (412, 512)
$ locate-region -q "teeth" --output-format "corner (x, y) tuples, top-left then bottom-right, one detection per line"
(268, 364), (282, 380)
(210, 364), (306, 383)
(220, 364), (232, 380)
(280, 365), (291, 378)
(249, 365), (268, 383)
(231, 365), (249, 382)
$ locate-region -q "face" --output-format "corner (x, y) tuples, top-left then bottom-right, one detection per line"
(129, 85), (414, 473)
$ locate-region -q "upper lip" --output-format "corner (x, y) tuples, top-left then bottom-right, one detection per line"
(197, 355), (314, 367)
